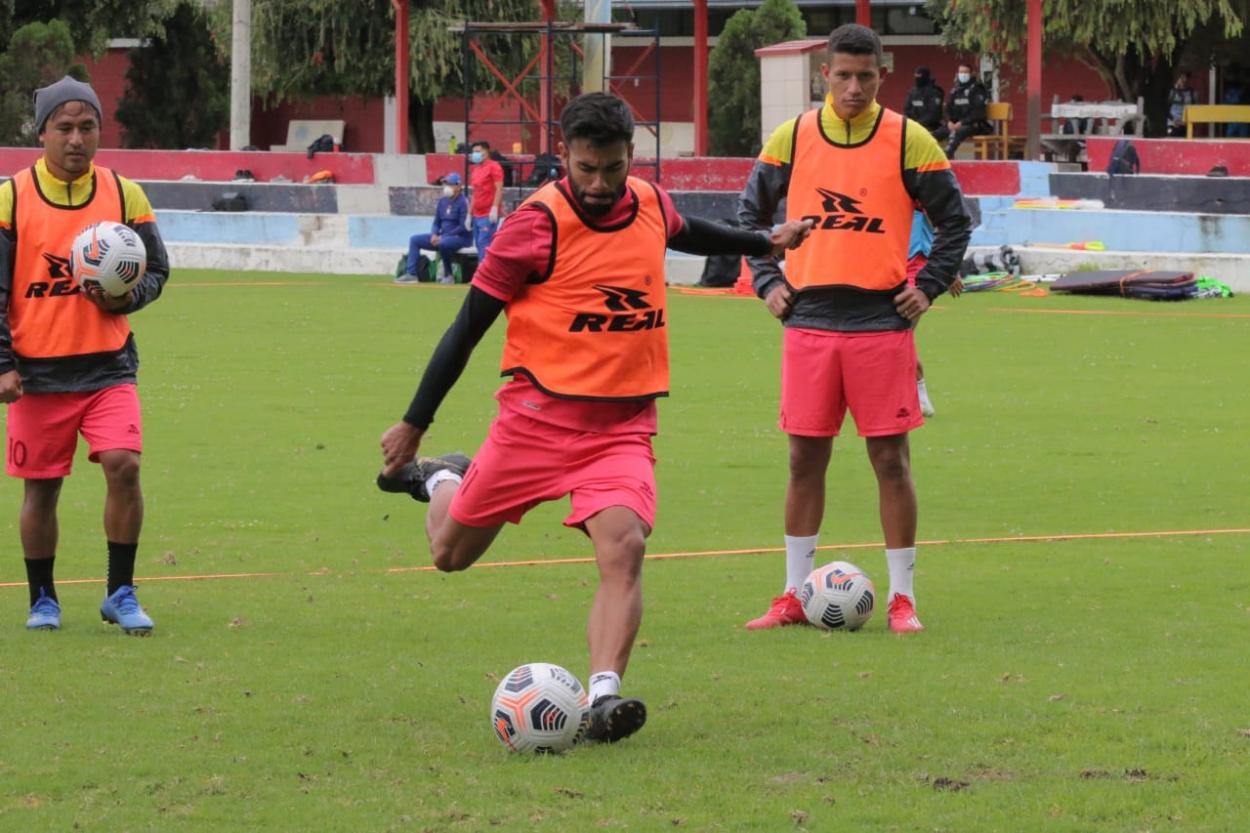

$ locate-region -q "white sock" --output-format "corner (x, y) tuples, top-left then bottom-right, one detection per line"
(885, 547), (916, 602)
(784, 534), (818, 593)
(588, 671), (620, 704)
(917, 378), (929, 398)
(424, 469), (462, 496)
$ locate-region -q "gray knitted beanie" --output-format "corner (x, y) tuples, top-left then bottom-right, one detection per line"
(34, 76), (102, 134)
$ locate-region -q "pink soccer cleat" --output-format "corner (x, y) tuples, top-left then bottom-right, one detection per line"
(745, 589), (808, 630)
(887, 594), (925, 633)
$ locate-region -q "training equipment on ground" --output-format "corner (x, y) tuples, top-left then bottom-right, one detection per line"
(491, 663), (590, 753)
(1050, 270), (1199, 300)
(69, 222), (147, 297)
(798, 561), (876, 630)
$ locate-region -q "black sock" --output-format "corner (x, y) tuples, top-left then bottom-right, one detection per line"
(107, 542), (138, 595)
(25, 558), (57, 607)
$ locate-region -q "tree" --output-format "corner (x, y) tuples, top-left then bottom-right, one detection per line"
(0, 1), (177, 145)
(928, 0), (1249, 136)
(707, 0), (805, 157)
(240, 0), (549, 153)
(115, 2), (229, 149)
(0, 20), (82, 145)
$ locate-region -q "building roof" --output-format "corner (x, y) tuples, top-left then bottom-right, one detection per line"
(611, 1), (919, 6)
(753, 38), (828, 57)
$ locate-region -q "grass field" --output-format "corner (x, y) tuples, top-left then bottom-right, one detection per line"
(1, 271), (1247, 832)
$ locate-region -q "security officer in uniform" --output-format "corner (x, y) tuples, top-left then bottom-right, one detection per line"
(932, 63), (991, 157)
(904, 67), (944, 135)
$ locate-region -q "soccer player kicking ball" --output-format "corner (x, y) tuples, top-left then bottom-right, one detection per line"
(737, 24), (970, 633)
(379, 92), (812, 744)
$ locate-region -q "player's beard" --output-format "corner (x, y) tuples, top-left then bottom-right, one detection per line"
(574, 184), (625, 217)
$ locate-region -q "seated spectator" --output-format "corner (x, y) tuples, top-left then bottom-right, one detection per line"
(1222, 68), (1247, 138)
(1166, 71), (1197, 137)
(931, 63), (992, 157)
(397, 173), (471, 284)
(1060, 94), (1092, 135)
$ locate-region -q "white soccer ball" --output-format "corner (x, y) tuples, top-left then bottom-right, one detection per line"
(490, 662), (590, 754)
(799, 560), (876, 630)
(69, 221), (147, 297)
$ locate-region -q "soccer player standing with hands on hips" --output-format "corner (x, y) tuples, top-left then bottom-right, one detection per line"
(0, 77), (170, 634)
(737, 25), (970, 633)
(379, 92), (812, 744)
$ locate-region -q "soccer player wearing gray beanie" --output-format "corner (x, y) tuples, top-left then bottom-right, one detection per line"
(34, 75), (103, 134)
(0, 73), (171, 635)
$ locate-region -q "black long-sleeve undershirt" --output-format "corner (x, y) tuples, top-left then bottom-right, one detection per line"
(401, 213), (774, 429)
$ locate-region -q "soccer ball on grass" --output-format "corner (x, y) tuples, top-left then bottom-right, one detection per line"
(491, 662), (590, 754)
(799, 561), (876, 630)
(69, 221), (147, 297)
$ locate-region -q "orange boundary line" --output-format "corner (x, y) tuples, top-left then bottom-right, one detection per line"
(989, 307), (1250, 320)
(175, 281), (328, 287)
(2, 527), (1245, 589)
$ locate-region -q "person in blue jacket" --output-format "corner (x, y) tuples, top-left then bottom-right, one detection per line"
(397, 173), (471, 284)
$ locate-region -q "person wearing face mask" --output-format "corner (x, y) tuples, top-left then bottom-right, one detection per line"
(931, 63), (991, 157)
(467, 141), (504, 260)
(377, 92), (814, 746)
(904, 66), (945, 134)
(396, 173), (471, 284)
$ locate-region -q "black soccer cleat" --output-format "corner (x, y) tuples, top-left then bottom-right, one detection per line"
(376, 452), (471, 502)
(581, 695), (647, 744)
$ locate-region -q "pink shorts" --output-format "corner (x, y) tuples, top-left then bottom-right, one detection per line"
(449, 406), (657, 534)
(5, 384), (143, 478)
(780, 328), (922, 438)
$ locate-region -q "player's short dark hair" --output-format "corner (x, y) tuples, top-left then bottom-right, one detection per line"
(826, 24), (882, 64)
(559, 92), (634, 147)
(471, 140), (491, 151)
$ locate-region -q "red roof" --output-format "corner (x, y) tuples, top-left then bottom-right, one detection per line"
(754, 38), (827, 58)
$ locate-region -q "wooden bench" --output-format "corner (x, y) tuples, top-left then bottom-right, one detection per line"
(971, 102), (1026, 160)
(270, 119), (346, 152)
(1184, 104), (1250, 138)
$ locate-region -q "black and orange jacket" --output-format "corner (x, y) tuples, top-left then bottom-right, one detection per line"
(499, 177), (669, 400)
(738, 97), (971, 332)
(0, 159), (170, 392)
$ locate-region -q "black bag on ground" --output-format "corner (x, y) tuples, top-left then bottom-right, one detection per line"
(212, 191), (248, 211)
(526, 153), (562, 187)
(698, 253), (741, 287)
(306, 134), (335, 158)
(1105, 138), (1141, 176)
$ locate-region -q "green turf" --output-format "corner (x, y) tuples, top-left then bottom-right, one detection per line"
(2, 271), (1247, 832)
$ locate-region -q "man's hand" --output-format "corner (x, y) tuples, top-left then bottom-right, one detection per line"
(380, 421), (424, 477)
(488, 205), (499, 224)
(83, 286), (131, 313)
(763, 283), (794, 320)
(948, 276), (964, 299)
(894, 285), (931, 322)
(430, 234), (441, 246)
(0, 369), (22, 403)
(769, 218), (815, 258)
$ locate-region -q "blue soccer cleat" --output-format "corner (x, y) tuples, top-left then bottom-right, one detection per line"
(100, 585), (154, 636)
(25, 590), (61, 631)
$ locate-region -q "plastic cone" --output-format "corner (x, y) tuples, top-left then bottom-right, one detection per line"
(733, 258), (754, 295)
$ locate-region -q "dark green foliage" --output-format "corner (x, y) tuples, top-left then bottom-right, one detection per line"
(115, 2), (228, 149)
(707, 0), (805, 157)
(0, 19), (85, 146)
